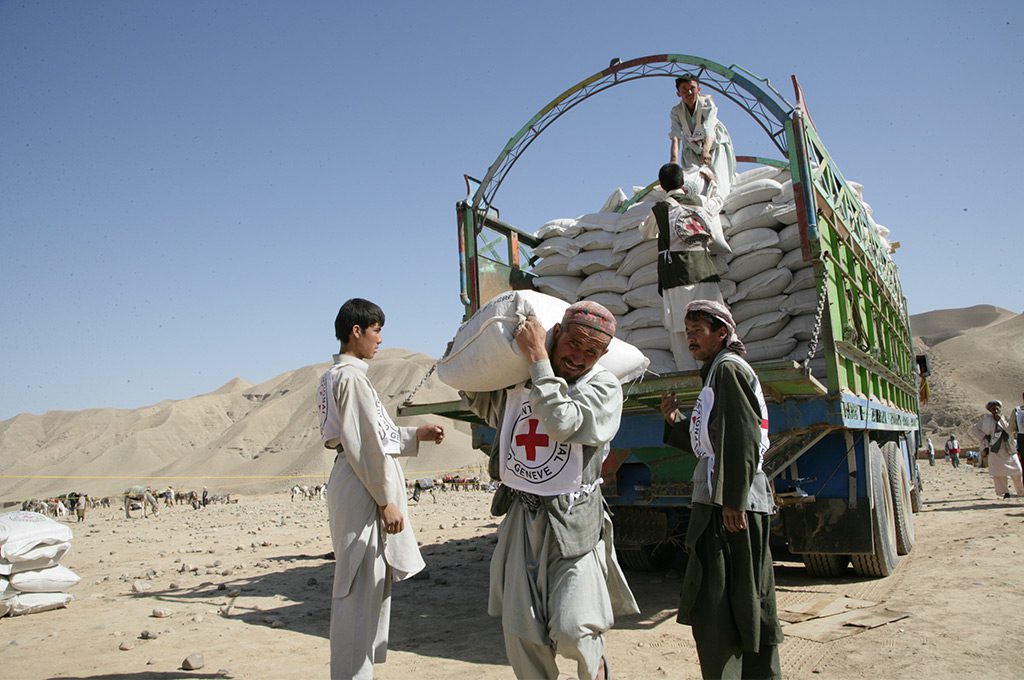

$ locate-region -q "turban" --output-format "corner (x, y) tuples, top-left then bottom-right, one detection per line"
(685, 299), (746, 356)
(562, 301), (616, 337)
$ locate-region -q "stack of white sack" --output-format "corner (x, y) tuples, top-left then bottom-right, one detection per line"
(0, 511), (78, 617)
(527, 164), (880, 377)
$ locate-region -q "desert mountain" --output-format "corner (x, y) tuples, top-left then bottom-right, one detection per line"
(2, 306), (1021, 503)
(911, 306), (1024, 443)
(0, 349), (481, 503)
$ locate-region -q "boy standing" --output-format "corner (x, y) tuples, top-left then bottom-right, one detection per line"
(318, 298), (445, 679)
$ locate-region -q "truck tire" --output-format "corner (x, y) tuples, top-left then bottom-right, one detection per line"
(617, 543), (677, 572)
(883, 442), (916, 554)
(801, 552), (849, 577)
(851, 442), (900, 577)
(910, 462), (924, 513)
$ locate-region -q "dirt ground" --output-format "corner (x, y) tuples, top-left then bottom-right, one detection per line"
(4, 460), (1023, 680)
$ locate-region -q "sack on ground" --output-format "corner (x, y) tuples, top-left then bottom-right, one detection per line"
(9, 564), (80, 593)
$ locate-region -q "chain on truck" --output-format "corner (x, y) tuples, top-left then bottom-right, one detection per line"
(399, 54), (930, 579)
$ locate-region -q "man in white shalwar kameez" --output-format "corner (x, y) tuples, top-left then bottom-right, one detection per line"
(463, 301), (639, 680)
(318, 298), (445, 680)
(669, 74), (737, 198)
(970, 400), (1023, 499)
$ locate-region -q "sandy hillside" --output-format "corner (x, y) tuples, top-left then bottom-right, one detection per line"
(0, 349), (481, 504)
(3, 305), (1022, 504)
(910, 306), (1024, 445)
(2, 460), (1022, 679)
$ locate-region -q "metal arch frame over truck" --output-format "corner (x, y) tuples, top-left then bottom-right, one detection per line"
(401, 54), (924, 579)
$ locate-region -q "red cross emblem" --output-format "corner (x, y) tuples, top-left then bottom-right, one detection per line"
(515, 419), (549, 462)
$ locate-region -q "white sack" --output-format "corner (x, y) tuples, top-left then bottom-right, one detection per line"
(723, 178), (783, 214)
(611, 227), (646, 254)
(532, 276), (582, 302)
(616, 240), (659, 277)
(0, 551), (70, 576)
(567, 249), (625, 275)
(721, 248), (783, 282)
(623, 284), (662, 309)
(778, 314), (818, 341)
(599, 188), (628, 213)
(642, 349), (677, 374)
(437, 290), (648, 391)
(577, 271), (629, 298)
(9, 564), (80, 593)
(718, 279), (737, 300)
(575, 230), (617, 251)
(727, 202), (779, 235)
(727, 228), (780, 258)
(575, 211), (624, 232)
(729, 267), (793, 304)
(737, 311), (791, 343)
(745, 337), (798, 363)
(777, 179), (794, 202)
(531, 254), (573, 277)
(4, 591), (73, 617)
(536, 218), (582, 239)
(620, 307), (664, 331)
(780, 289), (819, 316)
(0, 512), (73, 563)
(583, 292), (629, 316)
(534, 236), (580, 258)
(779, 247), (813, 271)
(731, 295), (788, 324)
(778, 223), (802, 252)
(785, 267), (816, 294)
(733, 165), (782, 187)
(627, 326), (672, 351)
(772, 201), (800, 225)
(628, 262), (659, 290)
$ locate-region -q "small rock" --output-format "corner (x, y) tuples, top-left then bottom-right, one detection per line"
(227, 589), (240, 597)
(306, 577), (319, 586)
(151, 608), (172, 618)
(119, 641), (134, 651)
(192, 614), (205, 623)
(269, 619), (285, 629)
(433, 577), (449, 586)
(182, 652), (205, 670)
(139, 630), (158, 640)
(132, 580), (151, 593)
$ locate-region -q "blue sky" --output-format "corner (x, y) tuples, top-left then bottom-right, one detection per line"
(1, 1), (1021, 419)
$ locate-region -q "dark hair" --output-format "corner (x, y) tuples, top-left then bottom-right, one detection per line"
(684, 309), (726, 331)
(335, 298), (385, 343)
(658, 162), (684, 191)
(675, 74), (699, 88)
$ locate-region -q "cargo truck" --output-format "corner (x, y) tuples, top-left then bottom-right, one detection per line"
(400, 55), (926, 578)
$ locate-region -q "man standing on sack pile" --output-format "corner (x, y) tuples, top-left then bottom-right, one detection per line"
(658, 300), (783, 679)
(462, 301), (639, 680)
(641, 162), (725, 372)
(669, 73), (737, 197)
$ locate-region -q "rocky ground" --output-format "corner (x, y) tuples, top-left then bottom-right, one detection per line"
(3, 460), (1023, 679)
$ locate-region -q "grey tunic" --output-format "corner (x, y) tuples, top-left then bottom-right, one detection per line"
(464, 359), (639, 670)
